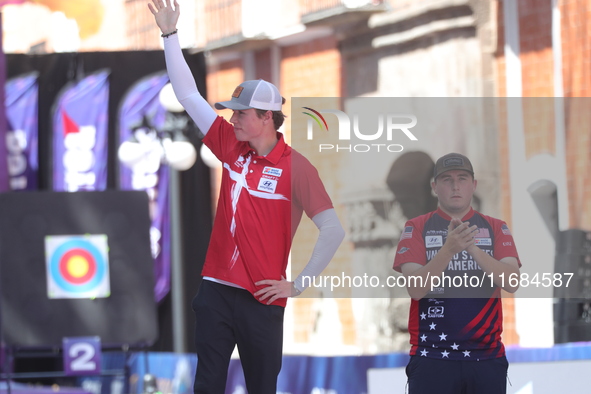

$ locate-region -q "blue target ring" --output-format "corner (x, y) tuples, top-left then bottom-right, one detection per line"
(50, 238), (106, 293)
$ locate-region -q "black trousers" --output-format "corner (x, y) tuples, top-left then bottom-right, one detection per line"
(191, 280), (284, 394)
(406, 355), (509, 394)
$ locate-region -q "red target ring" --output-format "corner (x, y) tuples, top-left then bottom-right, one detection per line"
(58, 248), (97, 285)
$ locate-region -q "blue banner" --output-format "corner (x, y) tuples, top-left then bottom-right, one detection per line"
(52, 70), (110, 191)
(229, 354), (408, 394)
(5, 72), (39, 191)
(126, 351), (411, 394)
(118, 72), (171, 302)
(127, 352), (195, 394)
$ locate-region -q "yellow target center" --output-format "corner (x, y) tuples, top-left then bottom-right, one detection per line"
(67, 256), (90, 278)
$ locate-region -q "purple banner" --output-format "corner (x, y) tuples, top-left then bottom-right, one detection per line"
(52, 70), (109, 191)
(118, 72), (171, 302)
(0, 14), (9, 192)
(5, 72), (39, 191)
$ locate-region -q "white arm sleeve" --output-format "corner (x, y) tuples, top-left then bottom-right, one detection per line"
(293, 208), (345, 293)
(163, 35), (217, 134)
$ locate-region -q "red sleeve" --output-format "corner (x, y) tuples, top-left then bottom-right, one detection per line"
(490, 218), (522, 267)
(291, 150), (333, 219)
(202, 116), (240, 162)
(393, 217), (427, 273)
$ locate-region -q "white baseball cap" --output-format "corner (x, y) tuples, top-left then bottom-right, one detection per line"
(214, 79), (283, 111)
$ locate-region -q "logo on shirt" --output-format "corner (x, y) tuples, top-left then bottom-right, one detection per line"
(425, 235), (443, 248)
(428, 306), (444, 318)
(262, 166), (283, 177)
(475, 228), (490, 238)
(475, 238), (492, 246)
(400, 226), (414, 240)
(258, 178), (278, 193)
(501, 224), (512, 235)
(233, 155), (245, 168)
(397, 247), (410, 254)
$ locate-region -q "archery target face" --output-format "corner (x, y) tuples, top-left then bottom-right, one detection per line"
(45, 235), (110, 299)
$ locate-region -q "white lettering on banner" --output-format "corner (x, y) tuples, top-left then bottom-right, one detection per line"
(9, 176), (27, 190)
(150, 226), (162, 259)
(124, 130), (164, 261)
(7, 155), (26, 176)
(230, 385), (246, 394)
(133, 172), (159, 190)
(63, 126), (97, 191)
(6, 129), (28, 190)
(65, 172), (96, 188)
(311, 388), (337, 394)
(63, 149), (94, 172)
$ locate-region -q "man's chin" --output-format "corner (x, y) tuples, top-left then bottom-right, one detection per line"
(444, 203), (469, 214)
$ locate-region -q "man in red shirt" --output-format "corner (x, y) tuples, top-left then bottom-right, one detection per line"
(150, 1), (345, 393)
(393, 152), (521, 394)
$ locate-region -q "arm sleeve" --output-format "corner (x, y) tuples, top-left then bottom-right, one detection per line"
(392, 220), (426, 272)
(492, 220), (522, 267)
(163, 34), (217, 134)
(293, 208), (345, 292)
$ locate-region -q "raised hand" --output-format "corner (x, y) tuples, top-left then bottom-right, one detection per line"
(444, 218), (477, 255)
(148, 0), (180, 35)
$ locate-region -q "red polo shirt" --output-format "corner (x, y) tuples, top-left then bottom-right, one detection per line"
(202, 116), (333, 306)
